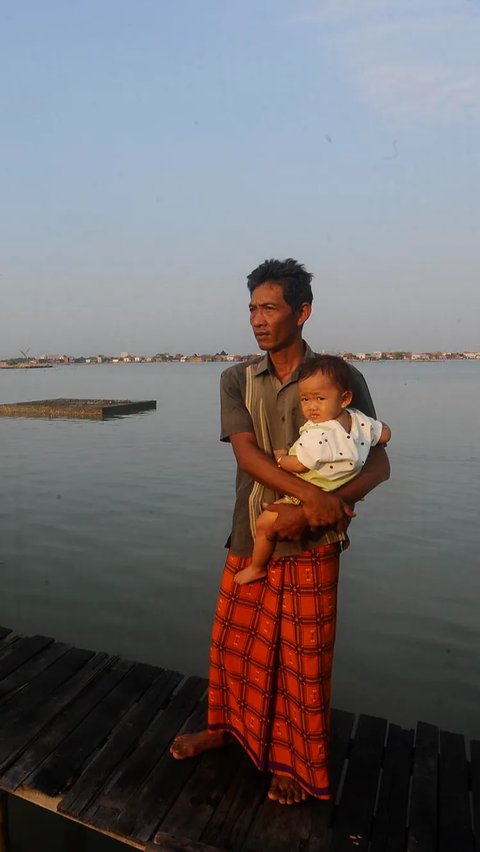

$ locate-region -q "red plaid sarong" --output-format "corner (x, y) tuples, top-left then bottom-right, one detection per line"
(208, 543), (340, 799)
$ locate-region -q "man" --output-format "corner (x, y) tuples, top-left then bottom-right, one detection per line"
(171, 259), (389, 805)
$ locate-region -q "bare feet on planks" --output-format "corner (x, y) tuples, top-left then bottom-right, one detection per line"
(169, 729), (231, 759)
(267, 774), (308, 805)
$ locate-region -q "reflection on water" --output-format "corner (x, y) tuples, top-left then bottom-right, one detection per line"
(1, 361), (479, 738)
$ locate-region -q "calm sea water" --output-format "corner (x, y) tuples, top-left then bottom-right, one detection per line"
(1, 360), (479, 745)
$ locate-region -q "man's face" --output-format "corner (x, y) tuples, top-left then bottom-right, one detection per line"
(249, 282), (308, 352)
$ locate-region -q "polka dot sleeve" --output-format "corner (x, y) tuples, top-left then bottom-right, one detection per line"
(294, 429), (334, 470)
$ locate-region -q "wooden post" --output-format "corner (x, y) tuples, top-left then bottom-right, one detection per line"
(0, 792), (9, 852)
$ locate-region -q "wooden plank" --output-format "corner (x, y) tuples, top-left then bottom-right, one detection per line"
(1, 651), (113, 789)
(0, 634), (20, 662)
(58, 668), (182, 819)
(245, 710), (355, 852)
(0, 646), (95, 772)
(471, 740), (480, 852)
(407, 721), (438, 852)
(98, 677), (207, 841)
(200, 748), (269, 851)
(330, 709), (356, 799)
(146, 833), (226, 851)
(371, 724), (413, 852)
(80, 677), (205, 830)
(21, 660), (156, 796)
(242, 793), (311, 852)
(0, 640), (70, 704)
(331, 714), (387, 852)
(304, 708), (356, 852)
(438, 730), (473, 852)
(160, 741), (244, 841)
(0, 635), (53, 682)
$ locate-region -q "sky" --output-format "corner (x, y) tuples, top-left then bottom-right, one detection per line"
(1, 0), (479, 358)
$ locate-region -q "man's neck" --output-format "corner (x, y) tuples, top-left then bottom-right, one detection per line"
(269, 339), (306, 384)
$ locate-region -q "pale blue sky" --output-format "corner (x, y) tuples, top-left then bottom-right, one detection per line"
(1, 0), (479, 357)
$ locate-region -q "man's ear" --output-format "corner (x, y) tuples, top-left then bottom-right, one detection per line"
(296, 303), (312, 328)
(341, 390), (353, 408)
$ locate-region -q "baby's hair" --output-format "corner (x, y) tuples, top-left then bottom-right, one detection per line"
(298, 355), (353, 393)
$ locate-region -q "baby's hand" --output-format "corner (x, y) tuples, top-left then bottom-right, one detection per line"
(274, 449), (288, 462)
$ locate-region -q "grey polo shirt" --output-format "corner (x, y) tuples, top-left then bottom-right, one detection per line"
(220, 343), (377, 557)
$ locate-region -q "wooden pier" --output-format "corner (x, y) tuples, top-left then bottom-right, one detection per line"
(0, 399), (156, 419)
(0, 624), (478, 851)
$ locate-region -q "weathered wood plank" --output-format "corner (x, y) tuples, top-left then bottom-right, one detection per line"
(0, 635), (54, 682)
(22, 660), (156, 796)
(331, 714), (387, 852)
(330, 708), (356, 800)
(83, 677), (206, 834)
(0, 640), (70, 704)
(146, 833), (226, 851)
(160, 741), (243, 841)
(0, 624), (477, 852)
(242, 794), (311, 852)
(1, 651), (113, 789)
(200, 748), (269, 852)
(0, 634), (20, 662)
(438, 730), (473, 852)
(244, 711), (355, 852)
(58, 668), (182, 819)
(371, 724), (413, 852)
(407, 721), (438, 852)
(304, 708), (356, 852)
(471, 740), (480, 852)
(103, 677), (207, 841)
(0, 632), (17, 647)
(0, 646), (95, 771)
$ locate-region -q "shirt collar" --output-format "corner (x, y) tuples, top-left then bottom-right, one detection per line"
(252, 341), (315, 379)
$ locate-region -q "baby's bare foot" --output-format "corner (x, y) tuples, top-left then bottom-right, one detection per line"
(170, 729), (229, 759)
(267, 774), (308, 805)
(234, 565), (267, 585)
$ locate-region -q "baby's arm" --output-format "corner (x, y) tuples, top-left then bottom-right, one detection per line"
(378, 422), (391, 445)
(274, 449), (309, 474)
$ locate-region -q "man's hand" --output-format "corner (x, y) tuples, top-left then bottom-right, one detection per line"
(262, 503), (308, 541)
(263, 491), (356, 541)
(302, 488), (355, 532)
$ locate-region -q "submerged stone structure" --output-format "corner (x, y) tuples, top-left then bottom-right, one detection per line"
(0, 398), (156, 420)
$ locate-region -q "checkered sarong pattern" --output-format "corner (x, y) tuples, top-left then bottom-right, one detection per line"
(208, 543), (340, 799)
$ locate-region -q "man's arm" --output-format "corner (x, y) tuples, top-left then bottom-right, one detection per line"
(230, 432), (353, 533)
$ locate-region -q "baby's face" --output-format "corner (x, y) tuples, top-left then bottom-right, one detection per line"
(298, 372), (351, 423)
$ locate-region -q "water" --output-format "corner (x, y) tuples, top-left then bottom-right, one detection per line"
(1, 360), (479, 745)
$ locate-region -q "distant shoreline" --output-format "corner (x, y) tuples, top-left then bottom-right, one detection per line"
(1, 355), (479, 370)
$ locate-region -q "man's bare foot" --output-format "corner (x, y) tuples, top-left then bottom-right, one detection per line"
(234, 565), (267, 585)
(170, 729), (229, 760)
(267, 774), (308, 805)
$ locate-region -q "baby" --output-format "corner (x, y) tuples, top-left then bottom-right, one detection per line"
(234, 354), (391, 585)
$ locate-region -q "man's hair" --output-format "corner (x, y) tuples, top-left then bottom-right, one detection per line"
(298, 355), (353, 393)
(247, 258), (313, 312)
